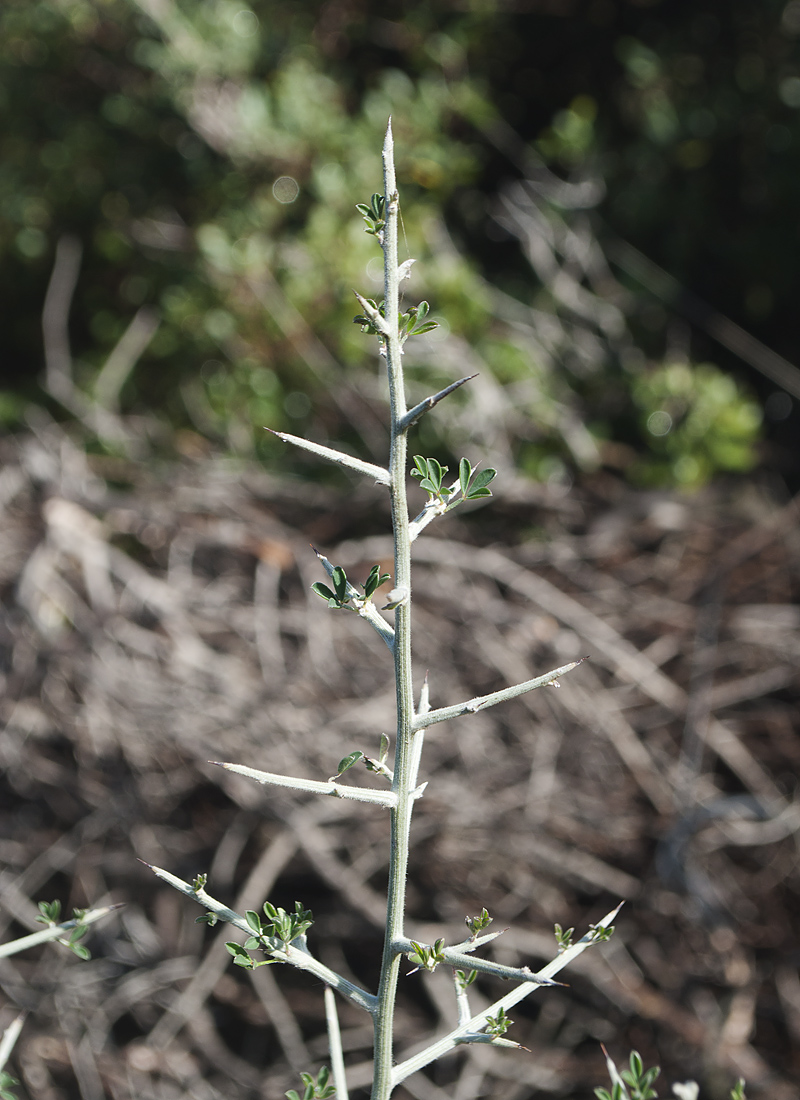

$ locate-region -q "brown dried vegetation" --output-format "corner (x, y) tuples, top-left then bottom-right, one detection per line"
(1, 424), (799, 1100)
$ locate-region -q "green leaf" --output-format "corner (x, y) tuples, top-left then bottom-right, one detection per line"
(332, 566), (348, 603)
(459, 457), (472, 498)
(37, 899), (61, 924)
(246, 910), (263, 934)
(69, 943), (91, 960)
(410, 320), (439, 335)
(195, 911), (218, 926)
(311, 582), (336, 603)
(379, 733), (390, 764)
(225, 942), (254, 968)
(363, 564), (391, 598)
(411, 455), (428, 479)
(286, 1092), (301, 1100)
(467, 468), (496, 498)
(335, 750), (364, 776)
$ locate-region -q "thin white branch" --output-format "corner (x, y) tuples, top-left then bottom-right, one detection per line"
(42, 235), (82, 398)
(408, 485), (456, 542)
(325, 986), (349, 1100)
(354, 291), (390, 336)
(0, 904), (122, 960)
(94, 306), (159, 412)
(392, 904), (623, 1085)
(313, 546), (395, 652)
(144, 862), (378, 1015)
(453, 973), (471, 1028)
(0, 1011), (25, 1074)
(412, 658), (588, 729)
(267, 429), (391, 486)
(212, 762), (399, 808)
(398, 375), (478, 432)
(392, 939), (561, 986)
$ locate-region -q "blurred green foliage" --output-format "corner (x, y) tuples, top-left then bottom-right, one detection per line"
(2, 0), (789, 488)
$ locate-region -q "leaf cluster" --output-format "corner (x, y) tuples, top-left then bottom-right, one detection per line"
(332, 734), (392, 782)
(411, 455), (496, 508)
(312, 564), (390, 611)
(454, 969), (478, 991)
(35, 900), (91, 960)
(286, 1066), (336, 1100)
(356, 193), (386, 238)
(0, 1072), (18, 1100)
(595, 1051), (659, 1100)
(225, 900), (314, 969)
(484, 1007), (513, 1038)
(554, 922), (575, 952)
(407, 938), (446, 974)
(465, 908), (492, 938)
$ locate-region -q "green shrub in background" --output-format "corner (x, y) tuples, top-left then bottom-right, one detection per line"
(631, 360), (762, 488)
(0, 0), (768, 489)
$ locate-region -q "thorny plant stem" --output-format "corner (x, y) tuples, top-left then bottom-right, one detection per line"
(372, 117), (415, 1100)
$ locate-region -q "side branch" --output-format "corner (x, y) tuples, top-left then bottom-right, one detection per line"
(212, 762), (399, 807)
(412, 658), (588, 730)
(144, 863), (378, 1016)
(398, 375), (478, 432)
(391, 903), (622, 1085)
(0, 904), (123, 959)
(267, 428), (391, 486)
(392, 938), (562, 986)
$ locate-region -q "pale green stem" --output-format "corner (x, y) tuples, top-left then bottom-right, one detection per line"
(0, 904), (121, 959)
(325, 986), (349, 1100)
(412, 658), (587, 730)
(371, 117), (416, 1100)
(0, 1011), (25, 1073)
(391, 938), (561, 985)
(211, 762), (403, 808)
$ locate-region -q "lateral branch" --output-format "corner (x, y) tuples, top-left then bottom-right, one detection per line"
(412, 658), (588, 730)
(266, 428), (391, 486)
(398, 375), (478, 432)
(391, 902), (623, 1085)
(393, 938), (563, 986)
(143, 862), (378, 1016)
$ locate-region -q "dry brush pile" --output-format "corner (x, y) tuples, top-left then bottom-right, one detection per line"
(0, 418), (799, 1100)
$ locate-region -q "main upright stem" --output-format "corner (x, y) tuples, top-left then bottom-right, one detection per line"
(371, 120), (416, 1100)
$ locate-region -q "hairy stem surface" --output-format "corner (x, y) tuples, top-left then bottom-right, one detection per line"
(372, 119), (415, 1100)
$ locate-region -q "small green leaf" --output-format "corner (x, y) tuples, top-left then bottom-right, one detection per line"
(195, 911), (218, 926)
(246, 910), (263, 934)
(332, 566), (348, 602)
(69, 943), (91, 960)
(410, 320), (439, 335)
(468, 468), (496, 493)
(335, 750), (365, 776)
(225, 942), (254, 969)
(37, 900), (61, 924)
(379, 733), (390, 764)
(465, 908), (493, 936)
(459, 457), (472, 498)
(311, 582), (336, 603)
(192, 873), (208, 893)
